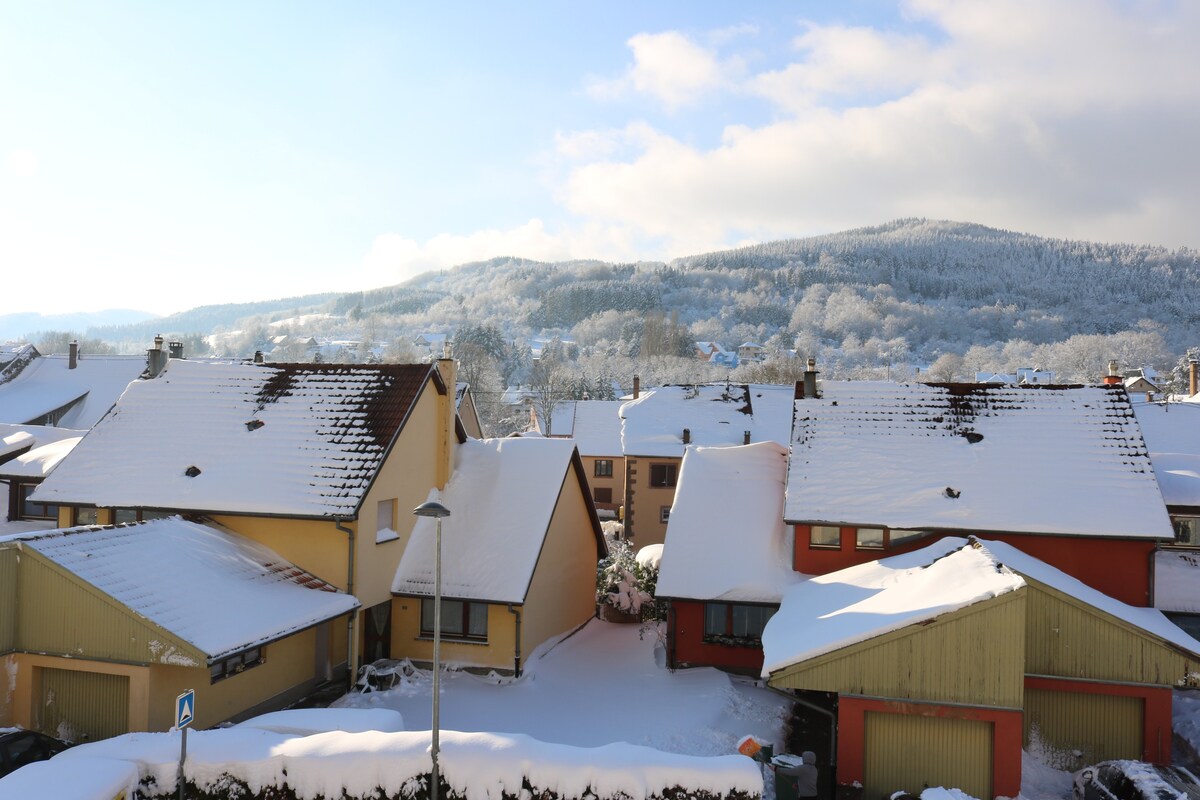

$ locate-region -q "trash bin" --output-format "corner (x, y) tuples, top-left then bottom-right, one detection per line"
(771, 754), (806, 800)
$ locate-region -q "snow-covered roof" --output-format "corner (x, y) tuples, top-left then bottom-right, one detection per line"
(1132, 401), (1200, 508)
(0, 354), (147, 428)
(980, 537), (1200, 654)
(393, 437), (600, 604)
(33, 359), (437, 518)
(7, 517), (359, 662)
(656, 443), (802, 603)
(761, 538), (1025, 675)
(551, 400), (623, 456)
(0, 423), (84, 479)
(0, 429), (34, 460)
(786, 382), (1172, 539)
(620, 383), (795, 457)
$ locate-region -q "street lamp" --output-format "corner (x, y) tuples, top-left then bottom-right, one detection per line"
(413, 500), (451, 800)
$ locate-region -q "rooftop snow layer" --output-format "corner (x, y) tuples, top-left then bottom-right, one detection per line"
(0, 423), (84, 478)
(552, 400), (623, 455)
(786, 381), (1172, 538)
(32, 359), (434, 517)
(393, 437), (589, 604)
(656, 442), (803, 603)
(0, 353), (147, 429)
(620, 383), (796, 457)
(9, 517), (359, 661)
(1132, 400), (1200, 507)
(761, 538), (1024, 675)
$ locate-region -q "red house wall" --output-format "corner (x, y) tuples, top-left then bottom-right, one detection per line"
(836, 696), (1023, 799)
(667, 600), (765, 675)
(793, 526), (1156, 606)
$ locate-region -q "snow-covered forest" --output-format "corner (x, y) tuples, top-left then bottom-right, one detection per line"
(38, 218), (1200, 433)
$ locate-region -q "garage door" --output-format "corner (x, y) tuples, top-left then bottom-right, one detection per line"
(1024, 687), (1142, 769)
(864, 712), (992, 800)
(38, 667), (129, 743)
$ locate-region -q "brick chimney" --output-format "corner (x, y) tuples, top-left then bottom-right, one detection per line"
(168, 341), (184, 359)
(743, 430), (751, 445)
(1103, 360), (1122, 386)
(68, 340), (78, 370)
(633, 375), (640, 399)
(683, 428), (691, 445)
(1191, 360), (1198, 397)
(253, 350), (264, 364)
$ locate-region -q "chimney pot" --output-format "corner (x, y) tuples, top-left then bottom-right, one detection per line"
(1102, 359), (1122, 386)
(153, 334), (164, 350)
(1190, 360), (1198, 397)
(743, 430), (751, 445)
(803, 358), (820, 399)
(683, 428), (691, 445)
(168, 341), (183, 359)
(633, 375), (640, 399)
(68, 340), (78, 370)
(253, 350), (264, 364)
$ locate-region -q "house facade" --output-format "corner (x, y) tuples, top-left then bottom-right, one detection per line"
(619, 383), (794, 546)
(391, 437), (605, 675)
(32, 357), (467, 686)
(0, 518), (357, 741)
(549, 399), (625, 517)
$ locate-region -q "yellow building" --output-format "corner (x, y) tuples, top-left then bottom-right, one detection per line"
(391, 436), (606, 675)
(0, 518), (357, 741)
(31, 357), (467, 689)
(549, 400), (625, 518)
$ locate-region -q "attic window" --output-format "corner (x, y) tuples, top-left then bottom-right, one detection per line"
(246, 420), (265, 431)
(185, 465), (202, 477)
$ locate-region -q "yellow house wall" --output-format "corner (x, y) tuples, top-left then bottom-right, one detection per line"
(391, 600), (517, 672)
(579, 455), (626, 512)
(1025, 581), (1200, 685)
(768, 591), (1027, 709)
(520, 470), (601, 659)
(354, 381), (444, 611)
(4, 653), (152, 734)
(148, 625), (331, 731)
(624, 456), (680, 547)
(0, 548), (15, 653)
(458, 392), (484, 439)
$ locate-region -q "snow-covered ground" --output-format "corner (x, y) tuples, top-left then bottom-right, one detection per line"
(335, 619), (788, 757)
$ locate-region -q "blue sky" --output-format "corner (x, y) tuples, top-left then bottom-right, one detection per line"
(1, 1), (1197, 315)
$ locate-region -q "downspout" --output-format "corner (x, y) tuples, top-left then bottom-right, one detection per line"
(506, 604), (522, 677)
(335, 516), (357, 691)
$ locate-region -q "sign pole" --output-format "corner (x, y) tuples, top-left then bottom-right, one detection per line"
(178, 726), (187, 800)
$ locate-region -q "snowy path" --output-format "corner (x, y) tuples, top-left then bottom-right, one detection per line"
(335, 619), (789, 756)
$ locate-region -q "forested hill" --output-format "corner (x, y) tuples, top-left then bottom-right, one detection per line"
(75, 219), (1200, 382)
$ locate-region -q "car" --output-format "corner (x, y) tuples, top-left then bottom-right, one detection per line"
(1073, 760), (1200, 800)
(0, 728), (71, 778)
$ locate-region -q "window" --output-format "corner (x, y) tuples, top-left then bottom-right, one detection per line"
(649, 463), (677, 487)
(112, 509), (172, 524)
(889, 529), (929, 545)
(856, 527), (885, 549)
(18, 484), (57, 521)
(73, 507), (99, 526)
(660, 506), (671, 523)
(703, 602), (777, 644)
(421, 599), (487, 641)
(1174, 517), (1200, 546)
(809, 525), (840, 548)
(377, 499), (399, 543)
(594, 459), (614, 478)
(594, 487), (613, 504)
(210, 647), (264, 683)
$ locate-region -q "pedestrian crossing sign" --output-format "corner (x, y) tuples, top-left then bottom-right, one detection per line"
(175, 689), (195, 729)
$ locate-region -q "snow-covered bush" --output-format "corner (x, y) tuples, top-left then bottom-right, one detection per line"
(597, 538), (659, 619)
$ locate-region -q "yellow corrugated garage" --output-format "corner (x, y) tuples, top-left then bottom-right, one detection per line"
(37, 667), (129, 743)
(864, 712), (993, 800)
(1024, 687), (1142, 769)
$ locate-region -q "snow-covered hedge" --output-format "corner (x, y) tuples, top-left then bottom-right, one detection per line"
(596, 538), (660, 619)
(49, 728), (761, 800)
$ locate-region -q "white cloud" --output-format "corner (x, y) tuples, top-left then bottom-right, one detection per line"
(588, 31), (735, 110)
(560, 0), (1200, 251)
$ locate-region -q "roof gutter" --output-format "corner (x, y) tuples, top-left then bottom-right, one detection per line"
(335, 516), (357, 692)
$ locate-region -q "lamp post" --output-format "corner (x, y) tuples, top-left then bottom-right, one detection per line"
(413, 501), (451, 800)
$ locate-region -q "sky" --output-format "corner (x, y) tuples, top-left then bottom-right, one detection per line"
(1, 1), (1197, 316)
